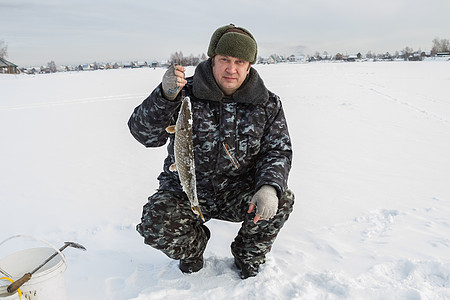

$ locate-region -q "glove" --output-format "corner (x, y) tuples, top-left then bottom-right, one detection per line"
(248, 185), (279, 223)
(162, 64), (187, 101)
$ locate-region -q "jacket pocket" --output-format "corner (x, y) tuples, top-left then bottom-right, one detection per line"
(237, 123), (264, 159)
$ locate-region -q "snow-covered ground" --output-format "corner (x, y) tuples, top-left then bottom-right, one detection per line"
(1, 61), (450, 299)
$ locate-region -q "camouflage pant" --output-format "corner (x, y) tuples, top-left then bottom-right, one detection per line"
(136, 187), (294, 266)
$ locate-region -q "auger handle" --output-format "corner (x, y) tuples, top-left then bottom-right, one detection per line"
(7, 273), (31, 293)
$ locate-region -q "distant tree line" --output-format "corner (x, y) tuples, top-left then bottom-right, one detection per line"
(1, 37), (448, 71)
(309, 37), (450, 62)
(169, 51), (207, 66)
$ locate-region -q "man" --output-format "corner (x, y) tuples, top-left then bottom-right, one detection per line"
(128, 24), (294, 279)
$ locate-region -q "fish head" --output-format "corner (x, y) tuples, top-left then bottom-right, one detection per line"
(176, 97), (193, 131)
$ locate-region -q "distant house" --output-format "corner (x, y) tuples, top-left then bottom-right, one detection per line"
(267, 56), (276, 64)
(0, 57), (18, 74)
(136, 61), (148, 68)
(151, 60), (159, 68)
(123, 61), (133, 68)
(288, 55), (297, 62)
(408, 52), (422, 61)
(267, 54), (282, 64)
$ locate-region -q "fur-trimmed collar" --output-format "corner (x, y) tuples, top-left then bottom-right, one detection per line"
(192, 58), (269, 105)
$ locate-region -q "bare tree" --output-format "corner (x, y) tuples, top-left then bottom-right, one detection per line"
(169, 51), (184, 65)
(334, 53), (344, 60)
(432, 37), (450, 54)
(48, 61), (57, 73)
(443, 39), (450, 52)
(366, 51), (374, 59)
(403, 46), (414, 60)
(0, 40), (8, 58)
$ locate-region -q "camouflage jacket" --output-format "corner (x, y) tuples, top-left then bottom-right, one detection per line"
(128, 59), (292, 200)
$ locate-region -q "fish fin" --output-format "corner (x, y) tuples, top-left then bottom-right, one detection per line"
(191, 206), (205, 222)
(169, 163), (177, 172)
(166, 125), (176, 133)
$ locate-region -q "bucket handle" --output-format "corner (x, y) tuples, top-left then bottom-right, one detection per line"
(0, 234), (68, 269)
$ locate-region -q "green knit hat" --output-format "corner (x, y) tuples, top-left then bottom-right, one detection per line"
(207, 24), (258, 64)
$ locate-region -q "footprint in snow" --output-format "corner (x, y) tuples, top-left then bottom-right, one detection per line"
(354, 209), (400, 241)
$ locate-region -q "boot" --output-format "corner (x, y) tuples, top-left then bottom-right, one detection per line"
(179, 255), (204, 273)
(233, 255), (260, 279)
(179, 224), (210, 273)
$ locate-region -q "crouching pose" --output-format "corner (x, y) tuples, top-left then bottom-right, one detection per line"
(128, 24), (294, 279)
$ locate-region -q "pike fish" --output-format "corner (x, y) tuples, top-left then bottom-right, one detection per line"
(166, 96), (205, 222)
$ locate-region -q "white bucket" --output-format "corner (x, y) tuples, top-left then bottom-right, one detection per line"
(0, 247), (68, 300)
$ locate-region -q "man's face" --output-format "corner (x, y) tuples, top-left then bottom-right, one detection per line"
(212, 55), (251, 96)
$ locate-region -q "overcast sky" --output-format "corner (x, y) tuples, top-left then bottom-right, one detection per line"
(1, 0), (449, 66)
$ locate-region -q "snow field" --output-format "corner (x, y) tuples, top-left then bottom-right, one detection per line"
(1, 61), (450, 299)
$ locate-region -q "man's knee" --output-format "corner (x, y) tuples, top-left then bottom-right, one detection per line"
(136, 190), (207, 259)
(136, 191), (190, 243)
